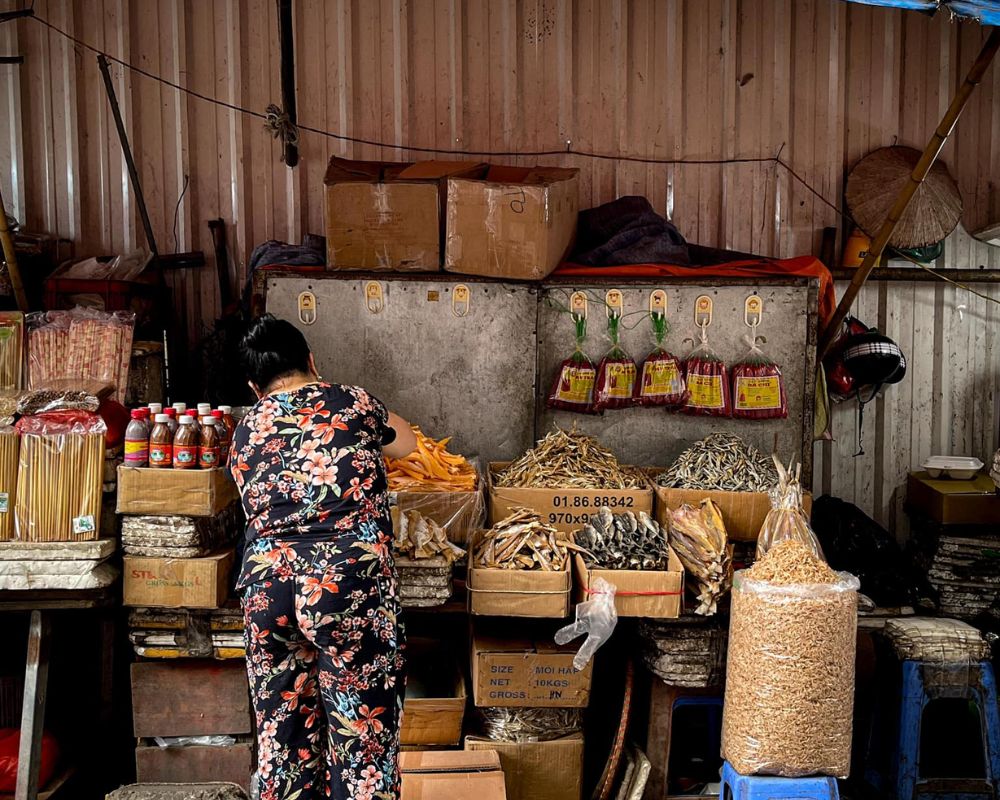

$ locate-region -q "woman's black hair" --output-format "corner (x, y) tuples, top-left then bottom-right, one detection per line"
(239, 314), (312, 390)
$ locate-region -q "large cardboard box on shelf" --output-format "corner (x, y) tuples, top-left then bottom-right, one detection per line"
(573, 550), (684, 618)
(444, 166), (579, 280)
(123, 548), (234, 609)
(653, 484), (813, 542)
(117, 466), (237, 517)
(325, 157), (486, 271)
(135, 741), (253, 791)
(131, 660), (251, 737)
(907, 471), (1000, 525)
(401, 639), (467, 746)
(392, 485), (485, 545)
(471, 629), (592, 708)
(464, 734), (584, 800)
(489, 463), (653, 534)
(400, 750), (507, 800)
(468, 560), (571, 618)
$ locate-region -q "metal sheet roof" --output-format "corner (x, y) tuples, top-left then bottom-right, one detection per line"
(841, 0), (1000, 23)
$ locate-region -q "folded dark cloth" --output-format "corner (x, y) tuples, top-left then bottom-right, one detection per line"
(571, 196), (689, 266)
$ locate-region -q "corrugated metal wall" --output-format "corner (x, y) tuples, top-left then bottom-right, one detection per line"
(1, 0), (999, 530)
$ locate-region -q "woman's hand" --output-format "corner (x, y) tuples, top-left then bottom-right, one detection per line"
(383, 412), (417, 459)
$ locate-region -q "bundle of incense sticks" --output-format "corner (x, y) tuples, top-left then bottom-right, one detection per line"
(0, 428), (18, 541)
(15, 415), (105, 542)
(27, 309), (135, 402)
(0, 312), (24, 391)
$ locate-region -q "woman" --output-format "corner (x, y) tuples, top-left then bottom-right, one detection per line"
(230, 314), (416, 800)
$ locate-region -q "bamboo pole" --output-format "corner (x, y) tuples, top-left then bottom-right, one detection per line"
(817, 26), (1000, 360)
(0, 185), (28, 313)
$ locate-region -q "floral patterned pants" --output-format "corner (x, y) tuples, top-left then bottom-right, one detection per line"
(242, 547), (405, 800)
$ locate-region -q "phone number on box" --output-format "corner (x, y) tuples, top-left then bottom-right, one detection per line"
(551, 495), (636, 509)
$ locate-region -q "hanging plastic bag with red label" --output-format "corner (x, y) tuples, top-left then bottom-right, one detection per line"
(732, 335), (788, 420)
(682, 329), (731, 417)
(547, 314), (598, 414)
(633, 311), (688, 408)
(594, 313), (637, 412)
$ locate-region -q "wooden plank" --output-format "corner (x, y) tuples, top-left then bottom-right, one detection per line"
(130, 660), (251, 738)
(15, 610), (50, 800)
(135, 742), (252, 792)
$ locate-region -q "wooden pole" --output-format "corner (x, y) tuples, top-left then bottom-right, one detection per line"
(817, 26), (1000, 360)
(0, 186), (28, 313)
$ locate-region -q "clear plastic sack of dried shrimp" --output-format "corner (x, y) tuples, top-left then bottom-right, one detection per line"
(756, 456), (823, 561)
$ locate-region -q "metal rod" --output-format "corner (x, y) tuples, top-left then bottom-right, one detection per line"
(0, 185), (28, 312)
(97, 54), (159, 257)
(831, 268), (1000, 283)
(818, 26), (1000, 359)
(276, 0), (299, 167)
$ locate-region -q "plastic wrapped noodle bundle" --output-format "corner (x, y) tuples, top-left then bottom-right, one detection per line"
(722, 540), (859, 777)
(14, 411), (106, 542)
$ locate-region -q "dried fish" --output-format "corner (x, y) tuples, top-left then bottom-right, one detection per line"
(668, 499), (732, 616)
(496, 427), (644, 489)
(473, 507), (582, 571)
(656, 433), (777, 492)
(392, 508), (466, 564)
(575, 506), (669, 571)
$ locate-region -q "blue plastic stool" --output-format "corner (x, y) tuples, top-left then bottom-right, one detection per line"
(721, 761), (839, 799)
(893, 659), (1000, 799)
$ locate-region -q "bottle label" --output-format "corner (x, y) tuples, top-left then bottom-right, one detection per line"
(199, 447), (220, 468)
(124, 439), (149, 465)
(149, 444), (172, 467)
(173, 444), (199, 468)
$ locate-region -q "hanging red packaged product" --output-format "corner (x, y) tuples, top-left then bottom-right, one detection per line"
(633, 298), (688, 408)
(732, 336), (788, 419)
(682, 295), (731, 416)
(547, 311), (598, 414)
(593, 305), (637, 412)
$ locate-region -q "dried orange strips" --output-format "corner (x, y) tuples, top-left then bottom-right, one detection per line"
(385, 427), (477, 492)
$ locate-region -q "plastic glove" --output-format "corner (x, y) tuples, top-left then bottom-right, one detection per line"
(554, 577), (618, 671)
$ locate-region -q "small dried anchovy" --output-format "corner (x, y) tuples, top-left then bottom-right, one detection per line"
(656, 433), (777, 492)
(473, 507), (585, 571)
(496, 427), (644, 490)
(478, 706), (584, 742)
(574, 506), (669, 571)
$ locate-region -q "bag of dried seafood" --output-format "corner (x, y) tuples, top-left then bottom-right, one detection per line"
(756, 456), (823, 560)
(722, 539), (859, 778)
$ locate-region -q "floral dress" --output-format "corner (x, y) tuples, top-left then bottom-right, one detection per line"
(231, 383), (405, 800)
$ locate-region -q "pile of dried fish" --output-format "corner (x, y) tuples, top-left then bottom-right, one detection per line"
(656, 433), (777, 492)
(392, 508), (466, 564)
(478, 707), (584, 742)
(575, 507), (669, 570)
(474, 507), (579, 571)
(495, 427), (643, 489)
(668, 500), (732, 615)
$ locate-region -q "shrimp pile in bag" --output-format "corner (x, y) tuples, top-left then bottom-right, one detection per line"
(732, 335), (787, 420)
(682, 327), (731, 417)
(633, 311), (687, 407)
(547, 314), (597, 414)
(593, 313), (637, 412)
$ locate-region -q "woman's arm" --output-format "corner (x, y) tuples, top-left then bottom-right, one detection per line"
(383, 411), (417, 459)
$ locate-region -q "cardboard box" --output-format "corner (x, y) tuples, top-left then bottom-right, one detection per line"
(653, 484), (813, 542)
(465, 734), (584, 800)
(124, 549), (235, 609)
(490, 463), (654, 534)
(325, 157), (486, 271)
(117, 466), (238, 517)
(444, 166), (579, 280)
(400, 750), (507, 800)
(131, 660), (251, 737)
(907, 471), (1000, 525)
(393, 486), (485, 545)
(402, 640), (467, 746)
(135, 742), (252, 791)
(468, 561), (571, 618)
(471, 630), (592, 708)
(573, 551), (684, 618)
